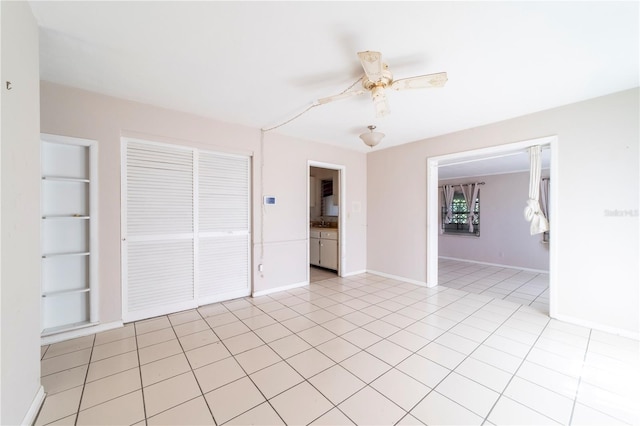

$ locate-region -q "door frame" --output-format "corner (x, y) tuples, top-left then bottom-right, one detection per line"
(307, 161), (346, 280)
(426, 135), (559, 318)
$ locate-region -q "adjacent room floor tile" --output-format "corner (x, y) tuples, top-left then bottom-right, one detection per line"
(310, 407), (355, 425)
(435, 372), (500, 418)
(396, 354), (451, 388)
(269, 382), (333, 425)
(41, 349), (91, 376)
(370, 368), (431, 411)
(287, 347), (336, 378)
(411, 391), (483, 425)
(250, 361), (304, 398)
(41, 364), (88, 396)
(143, 372), (201, 417)
(147, 396), (215, 426)
(309, 364), (366, 404)
(204, 376), (265, 424)
(193, 356), (246, 393)
(80, 368), (141, 411)
(35, 386), (83, 426)
(185, 341), (231, 369)
(76, 390), (144, 426)
(487, 395), (557, 425)
(141, 353), (191, 387)
(225, 402), (285, 425)
(233, 344), (281, 374)
(338, 386), (406, 426)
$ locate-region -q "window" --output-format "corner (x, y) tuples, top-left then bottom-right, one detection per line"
(442, 189), (480, 236)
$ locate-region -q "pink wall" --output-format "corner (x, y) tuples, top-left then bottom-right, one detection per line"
(40, 81), (367, 324)
(368, 88), (639, 336)
(439, 171), (549, 271)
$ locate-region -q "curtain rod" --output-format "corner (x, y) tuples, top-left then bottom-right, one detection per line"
(438, 182), (485, 189)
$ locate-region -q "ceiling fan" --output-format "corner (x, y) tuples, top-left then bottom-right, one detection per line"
(318, 51), (447, 118)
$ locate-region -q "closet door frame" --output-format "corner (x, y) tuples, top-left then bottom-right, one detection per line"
(121, 137), (251, 323)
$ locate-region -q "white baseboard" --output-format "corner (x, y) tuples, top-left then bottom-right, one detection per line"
(553, 313), (639, 341)
(41, 321), (124, 345)
(439, 256), (549, 274)
(22, 385), (45, 426)
(366, 270), (428, 287)
(252, 281), (308, 297)
(342, 269), (367, 277)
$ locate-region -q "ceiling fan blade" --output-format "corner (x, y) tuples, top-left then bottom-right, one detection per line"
(371, 86), (390, 118)
(391, 72), (448, 90)
(317, 89), (365, 105)
(357, 51), (384, 82)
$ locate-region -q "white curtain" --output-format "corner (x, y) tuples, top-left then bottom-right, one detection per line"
(540, 178), (550, 229)
(443, 185), (455, 223)
(440, 185), (455, 235)
(460, 183), (480, 233)
(524, 146), (549, 235)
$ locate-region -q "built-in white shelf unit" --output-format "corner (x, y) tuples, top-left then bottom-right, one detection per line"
(41, 134), (98, 336)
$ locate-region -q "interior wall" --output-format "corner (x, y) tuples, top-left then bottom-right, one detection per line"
(439, 171), (549, 271)
(1, 2), (43, 424)
(368, 88), (639, 336)
(40, 81), (368, 324)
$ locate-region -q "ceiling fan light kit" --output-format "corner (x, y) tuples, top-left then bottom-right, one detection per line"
(360, 125), (385, 148)
(318, 50), (448, 118)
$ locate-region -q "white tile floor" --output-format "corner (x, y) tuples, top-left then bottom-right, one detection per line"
(310, 266), (338, 283)
(37, 272), (639, 425)
(439, 258), (550, 314)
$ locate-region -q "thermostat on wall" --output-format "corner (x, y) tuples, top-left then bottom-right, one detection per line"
(263, 196), (276, 205)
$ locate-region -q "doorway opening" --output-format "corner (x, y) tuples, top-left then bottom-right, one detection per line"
(308, 161), (346, 283)
(427, 136), (558, 318)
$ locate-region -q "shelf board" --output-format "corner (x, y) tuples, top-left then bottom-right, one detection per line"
(42, 176), (90, 183)
(42, 215), (90, 220)
(42, 252), (90, 259)
(42, 288), (90, 298)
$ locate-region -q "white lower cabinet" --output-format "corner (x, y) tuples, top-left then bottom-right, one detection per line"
(310, 237), (321, 266)
(320, 238), (338, 270)
(309, 229), (338, 271)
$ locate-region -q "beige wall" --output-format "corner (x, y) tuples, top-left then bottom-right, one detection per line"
(1, 1), (43, 424)
(40, 81), (367, 323)
(368, 88), (639, 336)
(439, 171), (550, 271)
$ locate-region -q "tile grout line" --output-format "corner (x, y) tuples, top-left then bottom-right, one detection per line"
(170, 309), (222, 425)
(567, 328), (592, 425)
(73, 334), (96, 426)
(392, 295), (521, 421)
(480, 306), (557, 424)
(133, 320), (150, 426)
(210, 300), (291, 426)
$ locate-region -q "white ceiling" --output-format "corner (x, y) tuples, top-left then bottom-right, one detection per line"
(30, 1), (638, 154)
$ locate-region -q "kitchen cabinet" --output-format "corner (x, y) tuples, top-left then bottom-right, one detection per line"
(309, 228), (338, 271)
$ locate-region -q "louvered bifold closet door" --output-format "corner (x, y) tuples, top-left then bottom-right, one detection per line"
(123, 141), (195, 321)
(197, 151), (251, 304)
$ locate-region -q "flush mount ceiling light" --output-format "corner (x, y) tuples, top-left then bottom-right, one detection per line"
(360, 125), (385, 148)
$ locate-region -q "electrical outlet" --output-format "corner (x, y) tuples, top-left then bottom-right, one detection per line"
(258, 264), (263, 272)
